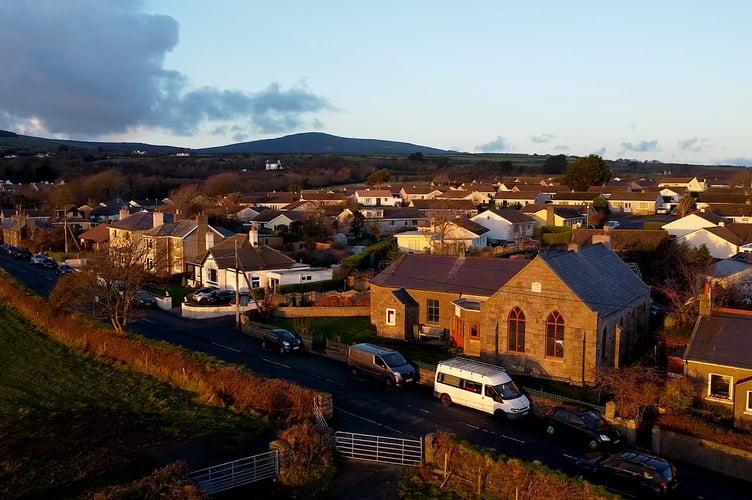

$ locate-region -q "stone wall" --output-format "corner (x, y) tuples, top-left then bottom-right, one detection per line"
(272, 307), (370, 318)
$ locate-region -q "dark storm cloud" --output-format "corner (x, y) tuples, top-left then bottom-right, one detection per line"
(476, 136), (511, 153)
(621, 140), (659, 153)
(0, 1), (330, 138)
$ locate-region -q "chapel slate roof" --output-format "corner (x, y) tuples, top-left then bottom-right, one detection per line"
(539, 244), (649, 317)
(370, 254), (527, 297)
(391, 288), (418, 306)
(684, 310), (752, 370)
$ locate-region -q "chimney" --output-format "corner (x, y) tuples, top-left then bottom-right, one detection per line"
(249, 223), (259, 247)
(699, 281), (713, 316)
(152, 210), (164, 228)
(546, 204), (554, 226)
(196, 214), (208, 255)
(119, 208), (129, 221)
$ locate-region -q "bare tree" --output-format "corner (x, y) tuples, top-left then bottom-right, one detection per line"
(50, 233), (161, 335)
(595, 366), (665, 423)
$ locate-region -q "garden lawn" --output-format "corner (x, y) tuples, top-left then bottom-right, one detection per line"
(0, 305), (274, 498)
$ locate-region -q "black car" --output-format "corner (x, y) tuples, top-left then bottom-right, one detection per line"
(261, 328), (303, 354)
(207, 289), (236, 305)
(544, 404), (621, 450)
(56, 264), (75, 275)
(39, 257), (58, 269)
(576, 449), (678, 497)
(132, 290), (157, 308)
(11, 247), (32, 260)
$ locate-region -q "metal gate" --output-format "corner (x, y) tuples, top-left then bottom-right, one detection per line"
(188, 450), (278, 495)
(334, 431), (423, 466)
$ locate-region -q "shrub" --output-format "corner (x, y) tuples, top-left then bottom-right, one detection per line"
(662, 377), (695, 415)
(276, 422), (336, 498)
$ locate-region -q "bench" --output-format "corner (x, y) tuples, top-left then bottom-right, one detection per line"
(419, 325), (445, 340)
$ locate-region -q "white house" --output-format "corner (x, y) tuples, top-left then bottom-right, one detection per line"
(658, 176), (708, 193)
(662, 211), (726, 238)
(607, 191), (662, 215)
(418, 218), (489, 251)
(678, 226), (743, 259)
(352, 189), (397, 207)
(470, 207), (535, 243)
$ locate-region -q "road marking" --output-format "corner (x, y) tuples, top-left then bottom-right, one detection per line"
(464, 422), (480, 430)
(211, 342), (241, 353)
(498, 434), (526, 444)
(419, 408), (429, 413)
(140, 318), (156, 324)
(263, 358), (291, 369)
(324, 377), (344, 386)
(335, 408), (408, 436)
(562, 454), (579, 461)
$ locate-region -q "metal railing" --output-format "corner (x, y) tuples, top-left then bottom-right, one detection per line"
(524, 387), (605, 414)
(335, 431), (423, 466)
(188, 450), (279, 495)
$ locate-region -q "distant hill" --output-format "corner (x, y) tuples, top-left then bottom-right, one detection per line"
(0, 130), (180, 154)
(194, 132), (460, 155)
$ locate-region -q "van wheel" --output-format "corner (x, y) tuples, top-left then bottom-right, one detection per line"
(350, 367), (359, 377)
(279, 346), (286, 354)
(440, 394), (452, 407)
(545, 424), (556, 436)
(587, 439), (599, 450)
(261, 341), (267, 349)
(494, 410), (507, 421)
(385, 377), (395, 388)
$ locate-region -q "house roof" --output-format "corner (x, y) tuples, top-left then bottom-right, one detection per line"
(450, 218), (490, 235)
(686, 226), (745, 246)
(572, 229), (669, 252)
(143, 219), (198, 238)
(411, 199), (477, 210)
(478, 207), (534, 224)
(608, 191), (661, 202)
(201, 234), (296, 271)
(370, 254), (528, 297)
(110, 212), (174, 230)
(252, 210), (308, 223)
(355, 189), (393, 198)
(371, 207), (423, 219)
(521, 204), (585, 220)
(726, 223), (752, 244)
(540, 244), (650, 317)
(685, 309), (752, 370)
(78, 223), (110, 243)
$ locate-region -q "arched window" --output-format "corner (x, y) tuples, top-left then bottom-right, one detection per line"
(601, 326), (608, 362)
(508, 307), (525, 353)
(546, 311), (565, 358)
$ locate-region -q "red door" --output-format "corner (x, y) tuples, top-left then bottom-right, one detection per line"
(452, 316), (465, 349)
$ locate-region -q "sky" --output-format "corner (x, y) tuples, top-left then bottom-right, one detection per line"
(1, 1), (750, 166)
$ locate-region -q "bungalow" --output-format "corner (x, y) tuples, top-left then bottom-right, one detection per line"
(420, 218), (490, 252)
(607, 191), (663, 216)
(410, 199), (478, 219)
(470, 207), (535, 243)
(195, 226), (327, 292)
(352, 189), (398, 207)
(522, 204), (587, 228)
(337, 207), (425, 237)
(662, 211), (726, 239)
(683, 289), (752, 431)
(252, 210), (310, 231)
(678, 226), (744, 259)
(299, 190), (349, 206)
(658, 176), (708, 193)
(399, 185), (443, 204)
(494, 190), (549, 208)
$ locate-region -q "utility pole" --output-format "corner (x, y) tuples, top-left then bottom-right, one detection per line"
(234, 240), (240, 331)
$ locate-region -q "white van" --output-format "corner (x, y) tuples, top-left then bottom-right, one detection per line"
(433, 358), (530, 420)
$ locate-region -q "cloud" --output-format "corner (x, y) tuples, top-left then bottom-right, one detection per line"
(475, 136), (511, 153)
(593, 147), (607, 157)
(0, 1), (331, 139)
(678, 137), (709, 153)
(554, 145), (570, 152)
(621, 140), (659, 152)
(531, 134), (555, 144)
(722, 157), (752, 167)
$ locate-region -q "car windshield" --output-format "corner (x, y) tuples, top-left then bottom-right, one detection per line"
(382, 352), (407, 367)
(580, 410), (606, 429)
(494, 381), (522, 399)
(276, 330), (296, 340)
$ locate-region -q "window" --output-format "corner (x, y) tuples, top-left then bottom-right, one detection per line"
(469, 323), (480, 339)
(146, 238), (153, 249)
(508, 307), (525, 352)
(251, 277), (260, 288)
(427, 299), (439, 324)
(386, 308), (396, 326)
(747, 391), (752, 412)
(709, 373), (732, 400)
(208, 268), (218, 284)
(546, 311), (565, 358)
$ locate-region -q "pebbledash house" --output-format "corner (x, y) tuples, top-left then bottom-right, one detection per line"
(370, 244), (651, 385)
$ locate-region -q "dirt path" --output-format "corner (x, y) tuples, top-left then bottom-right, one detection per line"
(324, 461), (406, 500)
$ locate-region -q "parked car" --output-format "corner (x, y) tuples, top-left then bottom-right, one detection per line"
(56, 264), (76, 276)
(607, 220), (620, 229)
(132, 290), (157, 308)
(207, 289), (236, 305)
(544, 404), (621, 450)
(30, 253), (48, 265)
(11, 247), (32, 260)
(576, 449), (678, 497)
(261, 328), (303, 353)
(39, 257), (58, 269)
(190, 286), (219, 304)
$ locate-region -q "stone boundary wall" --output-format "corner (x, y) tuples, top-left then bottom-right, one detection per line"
(652, 427), (752, 481)
(182, 302), (256, 319)
(272, 307), (370, 318)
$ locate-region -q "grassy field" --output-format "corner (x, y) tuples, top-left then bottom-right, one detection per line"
(0, 305), (275, 498)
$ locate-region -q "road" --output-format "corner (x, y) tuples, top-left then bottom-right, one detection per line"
(1, 253), (748, 499)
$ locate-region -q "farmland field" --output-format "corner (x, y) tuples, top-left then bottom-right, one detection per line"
(0, 305), (273, 498)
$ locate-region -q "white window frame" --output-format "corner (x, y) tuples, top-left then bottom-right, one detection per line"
(746, 391), (752, 413)
(708, 373), (733, 402)
(386, 308), (396, 326)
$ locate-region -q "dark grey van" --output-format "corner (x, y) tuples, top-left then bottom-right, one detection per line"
(347, 343), (416, 387)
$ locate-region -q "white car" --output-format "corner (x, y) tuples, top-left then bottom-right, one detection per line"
(30, 253), (48, 265)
